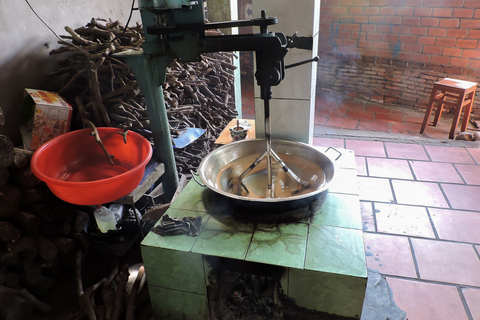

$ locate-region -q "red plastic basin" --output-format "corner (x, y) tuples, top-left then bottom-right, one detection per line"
(31, 128), (153, 205)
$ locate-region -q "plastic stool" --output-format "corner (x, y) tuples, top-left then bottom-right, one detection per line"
(420, 78), (477, 139)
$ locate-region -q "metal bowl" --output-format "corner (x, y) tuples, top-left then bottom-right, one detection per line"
(197, 139), (338, 207)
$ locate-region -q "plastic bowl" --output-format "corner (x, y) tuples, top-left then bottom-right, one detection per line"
(31, 128), (153, 205)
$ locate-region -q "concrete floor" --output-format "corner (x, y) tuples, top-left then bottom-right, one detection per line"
(242, 85), (480, 319)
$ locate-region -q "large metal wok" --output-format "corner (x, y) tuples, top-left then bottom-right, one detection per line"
(194, 139), (340, 211)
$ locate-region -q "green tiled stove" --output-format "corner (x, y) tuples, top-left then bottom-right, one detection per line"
(141, 147), (367, 319)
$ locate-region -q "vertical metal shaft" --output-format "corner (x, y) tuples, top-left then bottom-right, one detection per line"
(262, 86), (274, 198)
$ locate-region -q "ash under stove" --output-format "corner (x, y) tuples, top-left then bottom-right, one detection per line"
(141, 147), (367, 319)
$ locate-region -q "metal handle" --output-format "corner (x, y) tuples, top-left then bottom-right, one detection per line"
(325, 146), (342, 161)
(285, 56), (319, 69)
(190, 170), (206, 187)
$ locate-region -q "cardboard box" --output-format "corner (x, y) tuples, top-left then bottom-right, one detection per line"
(21, 89), (73, 150)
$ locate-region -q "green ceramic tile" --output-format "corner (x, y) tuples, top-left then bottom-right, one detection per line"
(141, 248), (206, 295)
(305, 225), (367, 278)
(246, 223), (308, 269)
(169, 179), (210, 212)
(311, 193), (362, 230)
(191, 214), (255, 260)
(141, 208), (210, 252)
(327, 168), (359, 195)
(149, 285), (208, 320)
(288, 268), (367, 318)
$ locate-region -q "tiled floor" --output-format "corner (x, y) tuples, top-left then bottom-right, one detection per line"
(241, 81), (480, 319)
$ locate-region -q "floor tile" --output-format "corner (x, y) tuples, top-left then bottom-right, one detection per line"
(360, 201), (375, 232)
(411, 238), (480, 286)
(314, 114), (328, 125)
(463, 288), (480, 320)
(311, 137), (344, 149)
(345, 109), (375, 121)
(455, 164), (480, 185)
(424, 145), (476, 164)
(467, 148), (480, 165)
(346, 140), (386, 157)
(429, 208), (480, 244)
(390, 121), (425, 135)
(442, 184), (480, 211)
(365, 104), (394, 114)
(410, 161), (464, 183)
(392, 180), (449, 208)
(375, 203), (435, 238)
(357, 177), (394, 203)
(386, 277), (469, 320)
(366, 158), (413, 179)
(355, 156), (367, 176)
(357, 119), (391, 132)
(363, 233), (417, 277)
(384, 142), (429, 160)
(375, 110), (405, 122)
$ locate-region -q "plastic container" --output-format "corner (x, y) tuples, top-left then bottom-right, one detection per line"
(94, 206), (117, 233)
(31, 128), (152, 205)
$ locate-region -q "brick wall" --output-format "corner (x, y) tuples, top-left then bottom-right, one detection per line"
(318, 0), (480, 117)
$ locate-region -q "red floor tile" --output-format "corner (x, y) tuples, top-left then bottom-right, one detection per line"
(429, 208), (480, 244)
(375, 203), (435, 238)
(424, 145), (476, 164)
(467, 148), (480, 165)
(346, 140), (386, 157)
(360, 201), (375, 232)
(387, 277), (469, 320)
(384, 142), (429, 160)
(411, 238), (480, 286)
(375, 110), (405, 122)
(355, 156), (367, 176)
(462, 288), (480, 320)
(442, 184), (480, 211)
(455, 164), (480, 185)
(389, 121), (425, 135)
(410, 161), (464, 183)
(357, 119), (391, 132)
(365, 104), (394, 114)
(326, 116), (358, 129)
(392, 180), (449, 208)
(316, 106), (348, 118)
(311, 137), (344, 148)
(314, 114), (328, 125)
(366, 158), (413, 179)
(357, 177), (394, 203)
(363, 233), (417, 277)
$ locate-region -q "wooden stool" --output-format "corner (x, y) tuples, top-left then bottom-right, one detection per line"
(420, 78), (477, 139)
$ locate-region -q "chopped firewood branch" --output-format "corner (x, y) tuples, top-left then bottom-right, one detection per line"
(85, 121), (116, 166)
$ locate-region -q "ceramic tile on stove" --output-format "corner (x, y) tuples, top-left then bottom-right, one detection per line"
(384, 142), (429, 160)
(328, 168), (359, 195)
(246, 222), (308, 269)
(311, 193), (362, 230)
(375, 203), (435, 238)
(142, 208), (210, 252)
(170, 180), (210, 212)
(363, 232), (417, 277)
(463, 288), (480, 320)
(305, 225), (367, 278)
(366, 158), (413, 179)
(411, 238), (480, 286)
(386, 277), (468, 320)
(191, 215), (254, 260)
(425, 145), (475, 164)
(312, 137), (345, 149)
(442, 184), (480, 211)
(410, 161), (463, 183)
(345, 140), (386, 157)
(429, 208), (480, 244)
(392, 180), (449, 208)
(149, 286), (208, 320)
(357, 176), (394, 203)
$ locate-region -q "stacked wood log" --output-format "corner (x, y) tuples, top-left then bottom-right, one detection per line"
(0, 134), (92, 319)
(49, 18), (238, 175)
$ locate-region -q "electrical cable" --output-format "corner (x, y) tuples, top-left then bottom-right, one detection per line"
(24, 0), (63, 41)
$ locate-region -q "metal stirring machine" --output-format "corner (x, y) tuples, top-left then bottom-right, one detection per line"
(120, 0), (316, 200)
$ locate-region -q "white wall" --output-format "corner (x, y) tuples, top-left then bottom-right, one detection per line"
(0, 0), (140, 145)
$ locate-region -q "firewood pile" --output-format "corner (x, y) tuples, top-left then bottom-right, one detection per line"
(0, 134), (88, 318)
(49, 18), (239, 175)
(0, 134), (153, 320)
